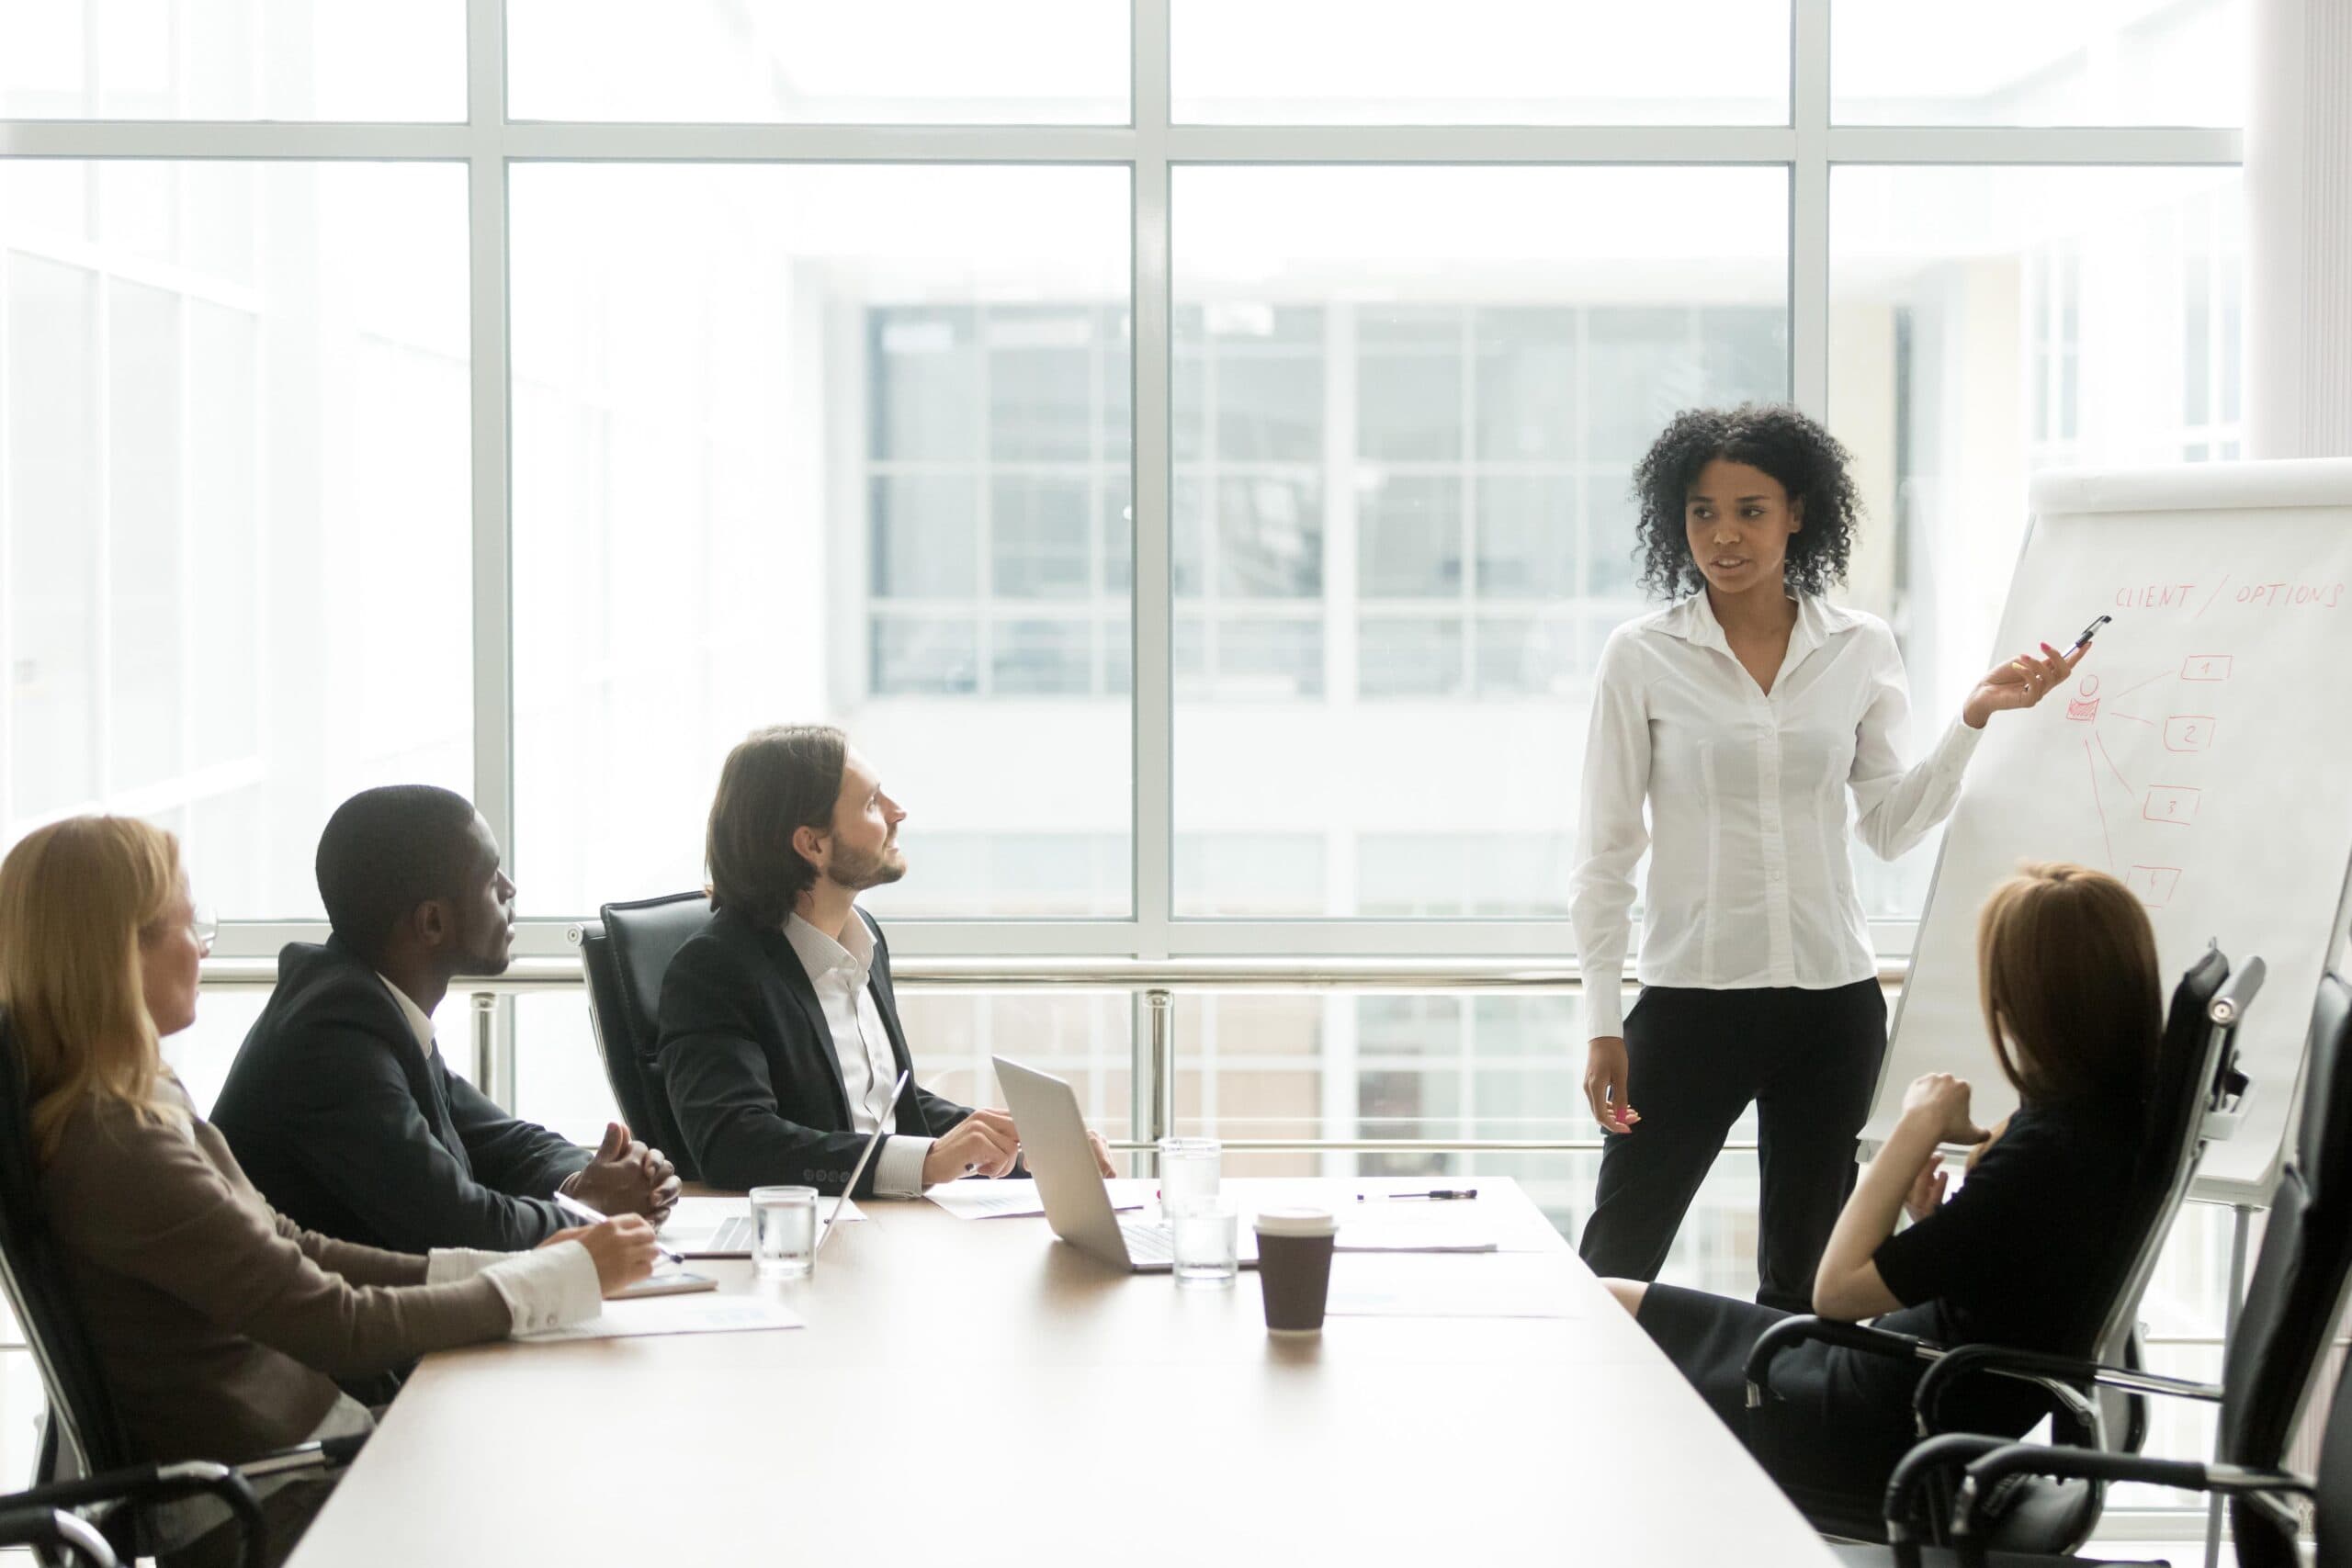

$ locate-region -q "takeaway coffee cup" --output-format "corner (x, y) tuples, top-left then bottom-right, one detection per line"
(1252, 1205), (1340, 1335)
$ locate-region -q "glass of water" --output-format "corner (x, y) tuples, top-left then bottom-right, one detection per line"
(750, 1185), (819, 1279)
(1158, 1136), (1222, 1214)
(1168, 1195), (1239, 1290)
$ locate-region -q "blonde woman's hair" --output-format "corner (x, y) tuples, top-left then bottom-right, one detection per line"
(1976, 861), (2164, 1108)
(0, 816), (184, 1162)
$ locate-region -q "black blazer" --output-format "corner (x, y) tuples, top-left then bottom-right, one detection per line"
(211, 939), (591, 1253)
(655, 906), (973, 1195)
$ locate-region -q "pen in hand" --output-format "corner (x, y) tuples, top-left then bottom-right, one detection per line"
(554, 1190), (682, 1265)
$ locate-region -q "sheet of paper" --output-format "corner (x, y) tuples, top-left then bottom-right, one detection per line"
(1332, 1215), (1499, 1254)
(660, 1193), (864, 1256)
(1323, 1271), (1580, 1320)
(924, 1178), (1148, 1220)
(514, 1293), (804, 1343)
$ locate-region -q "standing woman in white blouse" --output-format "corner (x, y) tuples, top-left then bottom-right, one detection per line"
(1569, 404), (2081, 1310)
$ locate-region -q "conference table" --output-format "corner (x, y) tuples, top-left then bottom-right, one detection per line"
(288, 1177), (1838, 1567)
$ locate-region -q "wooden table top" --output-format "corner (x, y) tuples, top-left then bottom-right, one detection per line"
(288, 1178), (1835, 1568)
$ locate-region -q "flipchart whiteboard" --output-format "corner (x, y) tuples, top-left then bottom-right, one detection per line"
(1867, 459), (2352, 1203)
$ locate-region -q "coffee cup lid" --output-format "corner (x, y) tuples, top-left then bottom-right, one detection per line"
(1251, 1205), (1337, 1238)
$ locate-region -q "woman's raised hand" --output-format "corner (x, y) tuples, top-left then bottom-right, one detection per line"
(1899, 1071), (1989, 1147)
(1962, 639), (2086, 728)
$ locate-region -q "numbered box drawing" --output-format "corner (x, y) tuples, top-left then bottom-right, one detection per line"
(2127, 865), (2184, 908)
(2143, 785), (2201, 825)
(2181, 654), (2233, 682)
(2165, 716), (2218, 752)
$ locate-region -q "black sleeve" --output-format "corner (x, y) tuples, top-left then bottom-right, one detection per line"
(657, 937), (892, 1197)
(443, 1066), (592, 1205)
(266, 1025), (572, 1253)
(913, 1087), (974, 1137)
(1872, 1122), (2052, 1309)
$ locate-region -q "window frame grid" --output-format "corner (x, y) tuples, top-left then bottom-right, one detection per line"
(0, 0), (2243, 964)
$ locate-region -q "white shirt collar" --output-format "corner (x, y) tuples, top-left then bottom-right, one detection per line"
(374, 973), (436, 1056)
(783, 909), (872, 984)
(1653, 591), (1860, 660)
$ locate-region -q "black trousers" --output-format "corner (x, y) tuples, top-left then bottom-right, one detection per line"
(1578, 980), (1888, 1313)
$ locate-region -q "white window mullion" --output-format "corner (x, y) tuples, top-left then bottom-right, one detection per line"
(1131, 0), (1174, 954)
(1791, 0), (1831, 420)
(466, 0), (514, 865)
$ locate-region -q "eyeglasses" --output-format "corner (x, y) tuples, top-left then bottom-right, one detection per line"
(149, 906), (217, 953)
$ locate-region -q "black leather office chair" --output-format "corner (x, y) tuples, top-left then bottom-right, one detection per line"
(0, 1011), (363, 1568)
(1747, 942), (2254, 1548)
(573, 891), (710, 1181)
(1919, 1340), (2352, 1568)
(1905, 969), (2352, 1568)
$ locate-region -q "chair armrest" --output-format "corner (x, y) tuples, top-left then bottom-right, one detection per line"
(1744, 1314), (1943, 1409)
(0, 1505), (117, 1568)
(0, 1435), (362, 1568)
(1916, 1342), (2222, 1433)
(1955, 1443), (2312, 1539)
(1881, 1432), (2016, 1547)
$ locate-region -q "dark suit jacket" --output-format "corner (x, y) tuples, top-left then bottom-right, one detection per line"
(211, 939), (592, 1253)
(655, 906), (973, 1194)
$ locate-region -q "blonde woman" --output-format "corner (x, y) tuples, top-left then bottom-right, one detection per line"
(1599, 863), (2164, 1505)
(0, 818), (659, 1568)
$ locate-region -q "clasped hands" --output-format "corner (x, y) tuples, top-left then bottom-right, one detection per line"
(561, 1120), (683, 1221)
(1896, 1071), (2007, 1222)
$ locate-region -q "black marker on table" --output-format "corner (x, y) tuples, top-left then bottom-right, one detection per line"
(1357, 1189), (1478, 1201)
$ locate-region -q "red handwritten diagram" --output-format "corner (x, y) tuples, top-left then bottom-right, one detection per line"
(2067, 635), (2232, 907)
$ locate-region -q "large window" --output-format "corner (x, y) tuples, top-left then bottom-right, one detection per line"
(504, 164), (1132, 919)
(4, 1), (2245, 949)
(0, 160), (473, 918)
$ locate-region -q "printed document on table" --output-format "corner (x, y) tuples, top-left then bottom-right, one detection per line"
(1332, 1213), (1500, 1254)
(1324, 1262), (1580, 1320)
(925, 1178), (1150, 1220)
(515, 1293), (804, 1343)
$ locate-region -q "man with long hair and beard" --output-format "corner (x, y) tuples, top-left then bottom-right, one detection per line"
(658, 725), (1115, 1195)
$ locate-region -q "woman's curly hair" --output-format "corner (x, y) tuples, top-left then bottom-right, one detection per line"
(1630, 403), (1863, 601)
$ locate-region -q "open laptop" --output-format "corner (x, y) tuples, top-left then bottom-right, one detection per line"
(993, 1055), (1257, 1274)
(664, 1070), (907, 1258)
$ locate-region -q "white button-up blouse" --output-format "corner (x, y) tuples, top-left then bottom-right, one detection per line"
(1567, 592), (1982, 1037)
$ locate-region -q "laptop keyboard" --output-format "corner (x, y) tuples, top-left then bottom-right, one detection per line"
(1120, 1220), (1175, 1263)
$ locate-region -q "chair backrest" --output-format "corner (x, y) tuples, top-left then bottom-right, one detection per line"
(573, 892), (709, 1179)
(2092, 942), (2241, 1363)
(2217, 969), (2352, 1561)
(0, 1011), (137, 1481)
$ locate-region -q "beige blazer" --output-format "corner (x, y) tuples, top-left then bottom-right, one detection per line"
(40, 1074), (514, 1464)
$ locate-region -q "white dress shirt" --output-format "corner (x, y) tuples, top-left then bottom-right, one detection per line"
(782, 912), (935, 1198)
(374, 975), (603, 1333)
(1568, 592), (1981, 1038)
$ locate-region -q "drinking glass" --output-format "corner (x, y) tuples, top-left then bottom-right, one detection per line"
(1158, 1136), (1222, 1213)
(750, 1185), (819, 1279)
(1169, 1195), (1239, 1289)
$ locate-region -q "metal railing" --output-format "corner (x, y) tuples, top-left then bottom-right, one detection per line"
(197, 951), (1846, 1156)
